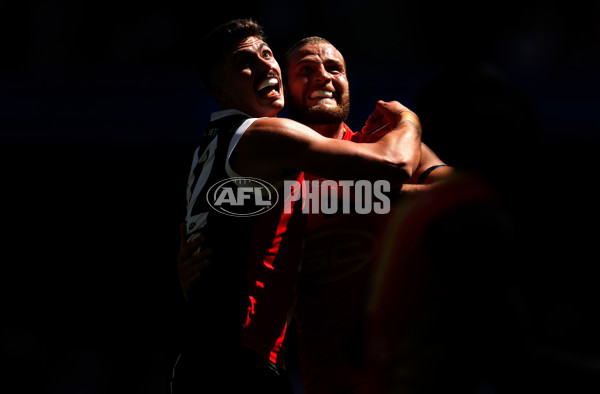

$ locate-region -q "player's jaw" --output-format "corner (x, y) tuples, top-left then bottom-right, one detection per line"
(302, 80), (349, 123)
(254, 70), (284, 116)
(227, 69), (284, 118)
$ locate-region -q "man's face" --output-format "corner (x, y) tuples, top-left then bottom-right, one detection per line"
(285, 42), (350, 124)
(214, 36), (284, 117)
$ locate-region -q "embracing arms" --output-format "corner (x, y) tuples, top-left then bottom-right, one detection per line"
(230, 100), (422, 185)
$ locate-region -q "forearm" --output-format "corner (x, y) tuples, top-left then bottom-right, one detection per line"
(417, 164), (453, 184)
(375, 111), (422, 181)
(301, 112), (422, 185)
(394, 183), (437, 197)
(407, 142), (454, 184)
(299, 141), (414, 184)
(260, 118), (414, 184)
(244, 106), (421, 184)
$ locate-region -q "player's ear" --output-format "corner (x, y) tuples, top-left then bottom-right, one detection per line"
(210, 83), (231, 106)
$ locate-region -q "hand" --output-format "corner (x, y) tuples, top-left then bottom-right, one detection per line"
(362, 100), (421, 134)
(177, 222), (213, 301)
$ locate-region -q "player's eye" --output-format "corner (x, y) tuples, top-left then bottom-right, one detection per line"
(299, 65), (312, 74)
(327, 64), (343, 74)
(237, 55), (251, 69)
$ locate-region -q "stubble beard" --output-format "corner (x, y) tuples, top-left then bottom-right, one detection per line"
(288, 94), (350, 125)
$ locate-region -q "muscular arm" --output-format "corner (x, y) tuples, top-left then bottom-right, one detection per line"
(394, 143), (454, 197)
(230, 101), (421, 185)
(409, 143), (453, 184)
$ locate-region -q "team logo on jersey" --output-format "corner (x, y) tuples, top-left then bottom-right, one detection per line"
(206, 177), (279, 217)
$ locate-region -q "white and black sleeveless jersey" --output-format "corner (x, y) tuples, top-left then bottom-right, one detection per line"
(185, 109), (261, 242)
(182, 109), (306, 367)
(182, 109), (264, 346)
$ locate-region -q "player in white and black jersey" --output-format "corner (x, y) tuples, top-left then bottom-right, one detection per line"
(175, 108), (306, 394)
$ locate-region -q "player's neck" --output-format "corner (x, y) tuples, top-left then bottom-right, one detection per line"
(306, 122), (345, 140)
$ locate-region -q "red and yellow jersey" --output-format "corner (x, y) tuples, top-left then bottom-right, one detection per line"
(295, 124), (385, 393)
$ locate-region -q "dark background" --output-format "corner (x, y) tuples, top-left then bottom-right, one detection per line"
(2, 1), (599, 393)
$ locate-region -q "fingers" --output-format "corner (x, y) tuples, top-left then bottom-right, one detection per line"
(177, 237), (206, 267)
(362, 122), (391, 136)
(177, 223), (214, 298)
(179, 222), (187, 249)
(375, 100), (409, 118)
(179, 222), (207, 249)
(180, 254), (211, 285)
(362, 102), (387, 134)
(366, 100), (422, 132)
(192, 246), (213, 262)
(177, 240), (213, 269)
(182, 256), (211, 279)
(178, 246), (213, 299)
(363, 100), (409, 132)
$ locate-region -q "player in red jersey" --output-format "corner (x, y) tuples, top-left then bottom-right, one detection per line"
(284, 37), (521, 394)
(171, 20), (423, 394)
(282, 37), (453, 393)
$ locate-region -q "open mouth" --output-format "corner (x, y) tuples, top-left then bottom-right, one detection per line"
(309, 90), (334, 100)
(257, 77), (280, 98)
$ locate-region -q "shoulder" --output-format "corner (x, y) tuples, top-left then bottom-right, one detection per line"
(246, 117), (320, 143)
(249, 117), (303, 132)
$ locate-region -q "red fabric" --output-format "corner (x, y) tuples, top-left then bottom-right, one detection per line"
(295, 124), (383, 393)
(242, 171), (306, 368)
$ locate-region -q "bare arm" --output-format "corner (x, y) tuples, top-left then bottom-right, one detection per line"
(394, 143), (454, 197)
(230, 100), (421, 186)
(409, 142), (454, 184)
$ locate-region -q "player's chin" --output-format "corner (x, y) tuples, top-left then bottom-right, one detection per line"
(311, 102), (347, 117)
(303, 106), (347, 124)
(258, 97), (284, 117)
(308, 97), (337, 108)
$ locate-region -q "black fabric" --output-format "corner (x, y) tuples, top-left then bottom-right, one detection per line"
(171, 347), (294, 394)
(417, 164), (447, 184)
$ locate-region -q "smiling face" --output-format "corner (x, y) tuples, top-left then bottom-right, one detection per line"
(212, 36), (284, 118)
(285, 41), (350, 124)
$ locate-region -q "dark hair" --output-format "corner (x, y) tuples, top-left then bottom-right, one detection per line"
(198, 19), (266, 87)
